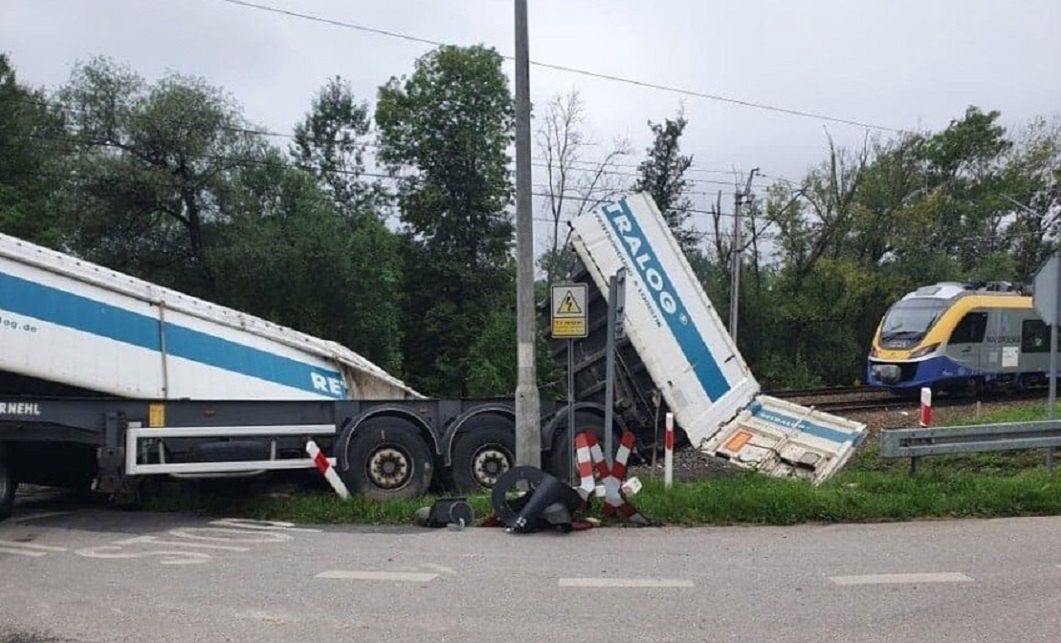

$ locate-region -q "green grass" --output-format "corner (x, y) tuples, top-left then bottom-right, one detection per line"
(945, 401), (1059, 426)
(849, 400), (1061, 476)
(634, 470), (1061, 525)
(146, 468), (1061, 527)
(146, 483), (496, 525)
(144, 401), (1061, 527)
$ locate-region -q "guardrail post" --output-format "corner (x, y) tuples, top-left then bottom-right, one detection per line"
(909, 456), (920, 476)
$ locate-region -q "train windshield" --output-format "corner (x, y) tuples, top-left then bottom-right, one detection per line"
(880, 298), (948, 340)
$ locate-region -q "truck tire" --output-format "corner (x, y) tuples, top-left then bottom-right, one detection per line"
(452, 425), (515, 492)
(0, 459), (15, 521)
(339, 419), (433, 501)
(547, 413), (621, 481)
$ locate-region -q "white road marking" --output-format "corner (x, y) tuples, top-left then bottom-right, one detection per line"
(167, 527), (292, 543)
(75, 545), (211, 566)
(10, 511), (72, 523)
(558, 577), (695, 588)
(316, 570), (439, 583)
(423, 563), (457, 575)
(210, 518), (322, 533)
(0, 546), (47, 557)
(0, 539), (67, 552)
(829, 572), (974, 586)
(113, 535), (250, 552)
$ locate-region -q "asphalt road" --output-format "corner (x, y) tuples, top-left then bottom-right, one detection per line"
(2, 494), (1060, 642)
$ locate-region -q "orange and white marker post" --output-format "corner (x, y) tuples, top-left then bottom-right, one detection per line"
(306, 440), (350, 500)
(919, 387), (933, 428)
(664, 412), (675, 489)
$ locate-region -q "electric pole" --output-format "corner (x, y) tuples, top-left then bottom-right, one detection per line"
(513, 0), (541, 466)
(729, 167), (758, 346)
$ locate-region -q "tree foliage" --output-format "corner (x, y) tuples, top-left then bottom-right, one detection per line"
(376, 45), (516, 396)
(633, 109), (699, 249)
(740, 108), (1061, 387)
(291, 76), (386, 223)
(53, 57), (262, 294)
(0, 54), (65, 246)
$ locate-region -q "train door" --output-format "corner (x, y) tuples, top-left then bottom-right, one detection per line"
(945, 311), (988, 373)
(1020, 316), (1052, 385)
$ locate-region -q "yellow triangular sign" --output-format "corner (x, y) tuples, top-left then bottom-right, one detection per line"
(557, 290), (583, 315)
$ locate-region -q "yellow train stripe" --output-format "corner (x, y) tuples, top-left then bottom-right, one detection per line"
(872, 294), (1033, 360)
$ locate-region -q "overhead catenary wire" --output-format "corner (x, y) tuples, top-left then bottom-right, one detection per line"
(3, 95), (787, 185)
(214, 0), (904, 133)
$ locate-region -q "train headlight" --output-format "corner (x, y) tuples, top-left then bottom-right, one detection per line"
(909, 343), (940, 359)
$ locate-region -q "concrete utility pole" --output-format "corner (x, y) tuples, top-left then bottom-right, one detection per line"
(513, 0), (540, 466)
(728, 168), (758, 345)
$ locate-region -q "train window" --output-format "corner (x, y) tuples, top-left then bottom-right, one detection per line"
(880, 298), (948, 339)
(951, 312), (987, 344)
(1021, 320), (1051, 353)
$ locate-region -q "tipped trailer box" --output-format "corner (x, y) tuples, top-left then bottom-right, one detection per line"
(567, 193), (865, 483)
(0, 233), (420, 401)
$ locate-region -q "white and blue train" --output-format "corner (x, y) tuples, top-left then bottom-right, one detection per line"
(867, 281), (1054, 393)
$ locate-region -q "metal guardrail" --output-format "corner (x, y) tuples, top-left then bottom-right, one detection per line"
(880, 421), (1061, 473)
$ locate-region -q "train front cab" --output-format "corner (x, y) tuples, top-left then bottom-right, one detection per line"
(867, 294), (1052, 392)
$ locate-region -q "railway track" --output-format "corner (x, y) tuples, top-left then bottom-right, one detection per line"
(768, 385), (868, 399)
(767, 386), (1050, 414)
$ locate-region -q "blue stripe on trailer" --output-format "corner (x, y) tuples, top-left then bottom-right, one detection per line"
(749, 402), (855, 444)
(0, 271), (345, 398)
(600, 199), (731, 402)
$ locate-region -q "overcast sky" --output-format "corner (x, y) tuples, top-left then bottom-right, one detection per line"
(3, 0), (1060, 247)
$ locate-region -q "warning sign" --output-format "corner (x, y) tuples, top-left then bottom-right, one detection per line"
(551, 283), (588, 339)
(556, 291), (583, 315)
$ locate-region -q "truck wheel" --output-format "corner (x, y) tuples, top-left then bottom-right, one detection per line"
(0, 460), (15, 521)
(547, 414), (621, 481)
(452, 425), (515, 492)
(340, 419), (433, 501)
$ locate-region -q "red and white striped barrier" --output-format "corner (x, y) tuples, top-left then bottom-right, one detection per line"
(573, 431), (648, 524)
(574, 433), (597, 502)
(306, 440), (350, 500)
(664, 412), (674, 489)
(919, 387), (933, 428)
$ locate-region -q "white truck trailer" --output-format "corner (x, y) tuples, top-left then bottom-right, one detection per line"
(0, 232), (572, 517)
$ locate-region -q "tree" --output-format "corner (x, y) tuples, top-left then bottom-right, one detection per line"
(54, 57), (264, 295)
(290, 77), (404, 371)
(995, 117), (1060, 280)
(0, 54), (65, 246)
(633, 109), (698, 249)
(375, 45), (515, 396)
(536, 90), (630, 283)
(208, 154), (404, 373)
(291, 76), (386, 223)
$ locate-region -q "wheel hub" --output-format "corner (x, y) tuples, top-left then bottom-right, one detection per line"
(367, 447), (412, 490)
(472, 446), (512, 487)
